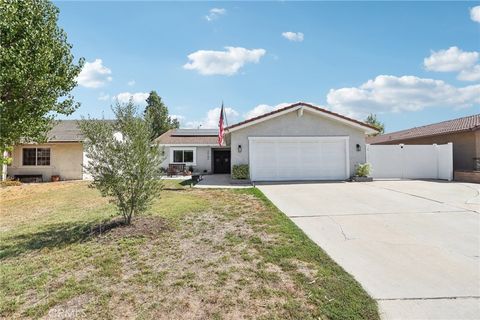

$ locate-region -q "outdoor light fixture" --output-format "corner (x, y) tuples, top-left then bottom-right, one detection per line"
(238, 144), (242, 153)
(356, 144), (361, 151)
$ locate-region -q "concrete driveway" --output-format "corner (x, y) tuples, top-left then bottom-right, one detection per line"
(257, 180), (480, 320)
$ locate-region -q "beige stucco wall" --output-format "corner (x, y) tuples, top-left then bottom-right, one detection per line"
(160, 146), (213, 173)
(373, 131), (478, 170)
(229, 109), (367, 176)
(8, 143), (84, 181)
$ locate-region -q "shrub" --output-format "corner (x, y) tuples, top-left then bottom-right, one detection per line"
(79, 101), (164, 225)
(355, 163), (371, 177)
(232, 164), (249, 179)
(0, 178), (21, 187)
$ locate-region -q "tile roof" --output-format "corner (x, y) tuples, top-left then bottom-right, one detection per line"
(226, 102), (379, 132)
(155, 129), (219, 145)
(367, 114), (480, 144)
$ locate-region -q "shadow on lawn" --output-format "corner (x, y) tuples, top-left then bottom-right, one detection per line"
(0, 219), (126, 260)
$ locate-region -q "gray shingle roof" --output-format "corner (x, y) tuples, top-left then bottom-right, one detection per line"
(47, 120), (84, 142)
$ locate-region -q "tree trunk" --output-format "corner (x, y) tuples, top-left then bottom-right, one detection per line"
(1, 150), (8, 181)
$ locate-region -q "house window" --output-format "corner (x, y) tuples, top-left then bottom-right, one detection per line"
(22, 148), (51, 166)
(171, 148), (195, 164)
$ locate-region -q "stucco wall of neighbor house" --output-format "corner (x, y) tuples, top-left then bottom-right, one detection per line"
(372, 131), (478, 170)
(9, 143), (84, 181)
(160, 146), (213, 173)
(229, 109), (367, 176)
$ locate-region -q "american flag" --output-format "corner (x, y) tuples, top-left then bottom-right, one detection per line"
(218, 103), (225, 146)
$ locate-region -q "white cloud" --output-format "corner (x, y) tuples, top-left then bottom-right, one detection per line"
(76, 59), (112, 88)
(458, 65), (480, 81)
(205, 8), (226, 21)
(127, 80), (136, 86)
(326, 75), (480, 118)
(244, 103), (291, 119)
(98, 93), (110, 101)
(169, 114), (185, 125)
(424, 46), (480, 81)
(183, 47), (266, 76)
(424, 46), (478, 72)
(470, 6), (480, 23)
(282, 32), (304, 42)
(114, 92), (149, 105)
(185, 107), (239, 129)
(170, 114), (185, 121)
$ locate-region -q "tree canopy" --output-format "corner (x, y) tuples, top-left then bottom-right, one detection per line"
(144, 91), (179, 139)
(0, 0), (84, 149)
(365, 114), (385, 135)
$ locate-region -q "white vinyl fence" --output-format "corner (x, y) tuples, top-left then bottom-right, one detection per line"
(366, 143), (453, 181)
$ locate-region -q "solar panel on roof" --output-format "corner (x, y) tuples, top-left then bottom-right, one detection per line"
(172, 129), (218, 136)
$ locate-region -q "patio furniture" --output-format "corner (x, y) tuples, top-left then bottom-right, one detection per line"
(167, 163), (186, 176)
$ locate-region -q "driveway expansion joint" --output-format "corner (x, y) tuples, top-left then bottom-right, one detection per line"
(377, 296), (480, 301)
(364, 184), (480, 214)
(288, 210), (469, 218)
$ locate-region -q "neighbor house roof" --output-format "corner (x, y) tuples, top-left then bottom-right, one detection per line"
(367, 114), (480, 144)
(226, 102), (379, 133)
(155, 129), (219, 145)
(47, 120), (84, 142)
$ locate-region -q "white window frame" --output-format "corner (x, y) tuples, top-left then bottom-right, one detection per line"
(21, 147), (52, 167)
(170, 147), (196, 165)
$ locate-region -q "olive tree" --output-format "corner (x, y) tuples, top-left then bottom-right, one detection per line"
(79, 101), (164, 225)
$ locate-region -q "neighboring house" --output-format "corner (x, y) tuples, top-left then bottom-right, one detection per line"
(156, 102), (378, 181)
(8, 121), (88, 181)
(367, 114), (480, 172)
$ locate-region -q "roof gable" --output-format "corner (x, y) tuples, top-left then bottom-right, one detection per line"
(226, 102), (378, 134)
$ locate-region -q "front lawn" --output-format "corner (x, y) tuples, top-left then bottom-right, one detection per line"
(0, 181), (378, 319)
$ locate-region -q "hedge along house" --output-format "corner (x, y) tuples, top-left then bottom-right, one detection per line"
(7, 121), (89, 182)
(156, 102), (378, 181)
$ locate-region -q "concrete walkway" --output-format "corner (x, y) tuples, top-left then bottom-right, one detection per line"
(194, 174), (252, 189)
(257, 180), (480, 320)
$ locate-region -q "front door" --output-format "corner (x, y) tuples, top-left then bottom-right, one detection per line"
(213, 150), (231, 174)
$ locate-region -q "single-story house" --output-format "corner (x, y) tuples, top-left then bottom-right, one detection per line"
(366, 114), (480, 172)
(156, 102), (378, 181)
(7, 120), (89, 182)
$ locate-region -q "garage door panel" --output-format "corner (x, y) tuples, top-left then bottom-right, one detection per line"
(249, 137), (348, 181)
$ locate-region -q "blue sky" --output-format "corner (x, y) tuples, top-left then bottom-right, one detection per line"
(56, 1), (480, 132)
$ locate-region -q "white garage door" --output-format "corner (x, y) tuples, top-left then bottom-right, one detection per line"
(249, 137), (349, 181)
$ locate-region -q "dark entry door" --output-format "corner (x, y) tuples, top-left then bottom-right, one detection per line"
(213, 150), (231, 174)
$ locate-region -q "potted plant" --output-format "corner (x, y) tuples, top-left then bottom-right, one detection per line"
(352, 163), (373, 182)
